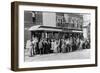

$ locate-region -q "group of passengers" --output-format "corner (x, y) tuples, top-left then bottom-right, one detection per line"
(26, 35), (90, 57)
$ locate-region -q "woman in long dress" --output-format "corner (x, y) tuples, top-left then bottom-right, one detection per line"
(53, 40), (59, 53)
(31, 37), (38, 55)
(26, 40), (33, 57)
(51, 40), (55, 53)
(65, 39), (70, 52)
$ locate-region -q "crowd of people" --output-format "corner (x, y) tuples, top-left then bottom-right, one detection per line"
(25, 35), (90, 57)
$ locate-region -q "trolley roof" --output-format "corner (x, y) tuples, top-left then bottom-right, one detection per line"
(29, 25), (83, 33)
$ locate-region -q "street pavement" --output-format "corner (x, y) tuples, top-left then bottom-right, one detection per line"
(24, 49), (90, 62)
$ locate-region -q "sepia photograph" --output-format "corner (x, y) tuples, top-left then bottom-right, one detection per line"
(24, 11), (91, 62)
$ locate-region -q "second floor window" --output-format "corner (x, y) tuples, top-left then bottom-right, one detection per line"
(32, 11), (36, 22)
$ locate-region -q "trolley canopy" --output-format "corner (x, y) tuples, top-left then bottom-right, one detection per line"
(28, 25), (83, 33)
(29, 25), (62, 32)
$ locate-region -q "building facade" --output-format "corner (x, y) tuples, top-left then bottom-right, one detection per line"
(24, 11), (90, 46)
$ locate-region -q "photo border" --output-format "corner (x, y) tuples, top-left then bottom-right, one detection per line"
(11, 1), (98, 71)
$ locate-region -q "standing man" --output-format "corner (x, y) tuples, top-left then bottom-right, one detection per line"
(39, 39), (43, 55)
(31, 36), (37, 56)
